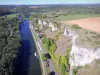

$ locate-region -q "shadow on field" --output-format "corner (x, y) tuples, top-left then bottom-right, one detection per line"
(49, 71), (55, 75)
(46, 53), (51, 59)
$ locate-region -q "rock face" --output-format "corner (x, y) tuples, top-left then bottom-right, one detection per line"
(49, 23), (57, 31)
(43, 21), (48, 26)
(38, 20), (42, 25)
(38, 20), (48, 25)
(38, 20), (57, 31)
(64, 28), (100, 67)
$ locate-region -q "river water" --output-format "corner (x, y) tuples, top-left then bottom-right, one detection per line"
(14, 19), (41, 75)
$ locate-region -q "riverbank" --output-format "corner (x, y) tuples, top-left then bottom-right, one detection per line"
(29, 20), (59, 75)
(29, 21), (46, 75)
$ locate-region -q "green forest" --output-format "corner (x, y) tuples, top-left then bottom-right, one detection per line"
(0, 16), (21, 75)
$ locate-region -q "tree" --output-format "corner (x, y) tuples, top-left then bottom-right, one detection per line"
(35, 19), (38, 25)
(61, 56), (67, 65)
(44, 39), (49, 51)
(49, 39), (54, 46)
(0, 16), (21, 75)
(49, 43), (56, 54)
(42, 35), (46, 44)
(30, 15), (34, 21)
(73, 69), (78, 75)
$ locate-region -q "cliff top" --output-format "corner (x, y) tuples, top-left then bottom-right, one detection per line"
(64, 24), (100, 48)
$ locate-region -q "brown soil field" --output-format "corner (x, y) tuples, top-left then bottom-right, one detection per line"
(61, 17), (100, 33)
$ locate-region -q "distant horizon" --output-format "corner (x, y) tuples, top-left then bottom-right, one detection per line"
(0, 3), (100, 5)
(0, 0), (100, 5)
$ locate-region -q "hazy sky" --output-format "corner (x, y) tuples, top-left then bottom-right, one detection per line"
(0, 0), (100, 5)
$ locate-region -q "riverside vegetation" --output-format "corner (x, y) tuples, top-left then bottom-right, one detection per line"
(41, 35), (72, 75)
(0, 16), (21, 75)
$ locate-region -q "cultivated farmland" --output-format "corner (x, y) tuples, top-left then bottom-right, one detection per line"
(55, 14), (100, 21)
(61, 17), (100, 33)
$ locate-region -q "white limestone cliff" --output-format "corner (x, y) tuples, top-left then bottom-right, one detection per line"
(64, 28), (100, 67)
(38, 19), (57, 31)
(43, 21), (47, 26)
(38, 20), (42, 25)
(49, 22), (57, 31)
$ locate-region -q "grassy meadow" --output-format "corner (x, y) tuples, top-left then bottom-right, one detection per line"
(55, 14), (100, 21)
(0, 14), (18, 18)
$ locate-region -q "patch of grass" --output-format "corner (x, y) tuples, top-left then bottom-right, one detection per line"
(71, 24), (82, 29)
(46, 66), (50, 75)
(55, 14), (100, 21)
(7, 14), (17, 18)
(77, 66), (82, 70)
(84, 65), (89, 69)
(54, 32), (62, 41)
(0, 14), (18, 19)
(95, 41), (100, 45)
(32, 30), (37, 42)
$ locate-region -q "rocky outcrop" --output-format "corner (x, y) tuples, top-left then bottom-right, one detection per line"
(38, 20), (57, 31)
(64, 28), (100, 67)
(38, 20), (42, 25)
(43, 21), (48, 26)
(38, 20), (48, 26)
(49, 22), (57, 31)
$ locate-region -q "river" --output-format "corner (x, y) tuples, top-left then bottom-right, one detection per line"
(14, 19), (42, 75)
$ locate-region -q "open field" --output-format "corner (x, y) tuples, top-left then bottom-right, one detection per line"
(61, 17), (100, 33)
(55, 14), (100, 21)
(0, 14), (17, 18)
(7, 14), (17, 18)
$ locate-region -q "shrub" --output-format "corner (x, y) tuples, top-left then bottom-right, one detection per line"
(42, 53), (47, 61)
(66, 48), (71, 58)
(84, 64), (89, 69)
(54, 35), (59, 41)
(73, 69), (78, 75)
(77, 66), (82, 70)
(71, 24), (81, 29)
(49, 43), (56, 54)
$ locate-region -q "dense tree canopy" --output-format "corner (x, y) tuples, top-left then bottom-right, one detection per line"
(0, 16), (21, 75)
